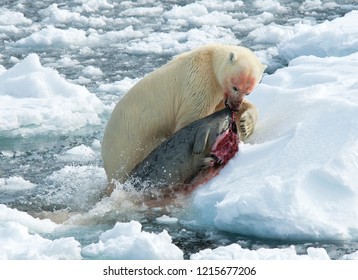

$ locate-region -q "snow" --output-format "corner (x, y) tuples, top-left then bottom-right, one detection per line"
(14, 26), (88, 47)
(340, 251), (358, 260)
(164, 3), (237, 27)
(0, 204), (58, 234)
(278, 11), (358, 62)
(120, 7), (164, 17)
(82, 66), (103, 77)
(40, 4), (106, 28)
(190, 11), (358, 243)
(248, 23), (304, 45)
(198, 0), (244, 12)
(13, 26), (143, 48)
(0, 176), (35, 191)
(299, 0), (339, 12)
(0, 205), (80, 259)
(233, 12), (276, 33)
(156, 215), (179, 224)
(1, 0), (358, 260)
(254, 0), (289, 14)
(56, 144), (96, 161)
(81, 220), (183, 260)
(191, 244), (330, 260)
(0, 9), (32, 26)
(76, 0), (114, 13)
(0, 221), (81, 259)
(0, 53), (105, 136)
(125, 25), (239, 55)
(98, 77), (140, 95)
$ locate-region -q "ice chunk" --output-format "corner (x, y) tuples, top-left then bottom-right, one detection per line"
(81, 221), (183, 259)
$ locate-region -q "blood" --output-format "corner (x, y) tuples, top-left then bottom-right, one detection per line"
(185, 110), (239, 191)
(150, 110), (240, 199)
(210, 110), (239, 167)
(232, 74), (255, 94)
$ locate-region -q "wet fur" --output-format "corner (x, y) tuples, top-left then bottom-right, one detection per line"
(101, 44), (265, 190)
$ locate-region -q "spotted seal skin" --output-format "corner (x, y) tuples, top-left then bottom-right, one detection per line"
(128, 107), (239, 195)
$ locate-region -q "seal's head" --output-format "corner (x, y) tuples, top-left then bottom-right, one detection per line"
(210, 109), (239, 167)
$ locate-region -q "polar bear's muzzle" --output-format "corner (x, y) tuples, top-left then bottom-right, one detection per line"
(225, 97), (241, 112)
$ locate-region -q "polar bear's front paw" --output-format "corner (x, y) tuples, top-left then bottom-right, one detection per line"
(238, 108), (258, 141)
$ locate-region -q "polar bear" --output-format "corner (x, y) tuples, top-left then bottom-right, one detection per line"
(101, 44), (266, 191)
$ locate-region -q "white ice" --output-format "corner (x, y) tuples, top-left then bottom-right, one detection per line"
(278, 11), (358, 62)
(191, 244), (330, 260)
(156, 215), (179, 224)
(1, 2), (358, 260)
(56, 144), (96, 162)
(0, 204), (81, 259)
(0, 222), (81, 259)
(192, 11), (358, 242)
(0, 53), (105, 137)
(0, 176), (35, 191)
(81, 220), (183, 260)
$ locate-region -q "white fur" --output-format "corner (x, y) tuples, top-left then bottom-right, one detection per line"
(101, 44), (265, 184)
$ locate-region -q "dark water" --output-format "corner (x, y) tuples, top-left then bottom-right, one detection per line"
(1, 0), (358, 259)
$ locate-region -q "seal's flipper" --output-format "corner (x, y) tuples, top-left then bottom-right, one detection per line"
(192, 126), (210, 155)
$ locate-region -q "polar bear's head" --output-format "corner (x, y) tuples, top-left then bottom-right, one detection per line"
(217, 47), (266, 111)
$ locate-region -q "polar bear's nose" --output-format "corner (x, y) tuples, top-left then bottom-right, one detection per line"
(224, 97), (241, 112)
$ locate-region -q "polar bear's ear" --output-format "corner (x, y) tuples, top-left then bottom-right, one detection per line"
(229, 52), (237, 63)
(262, 64), (267, 72)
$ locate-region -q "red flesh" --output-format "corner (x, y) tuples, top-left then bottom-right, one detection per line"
(160, 110), (239, 197)
(187, 110), (239, 190)
(210, 111), (239, 167)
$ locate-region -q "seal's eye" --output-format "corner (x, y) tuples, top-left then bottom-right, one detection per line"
(233, 86), (238, 92)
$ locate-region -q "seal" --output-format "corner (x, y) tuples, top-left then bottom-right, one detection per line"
(101, 44), (265, 187)
(127, 107), (239, 196)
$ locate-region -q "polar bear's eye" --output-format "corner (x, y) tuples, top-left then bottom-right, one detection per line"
(232, 86), (238, 92)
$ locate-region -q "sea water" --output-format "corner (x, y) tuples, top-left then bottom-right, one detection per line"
(1, 0), (358, 260)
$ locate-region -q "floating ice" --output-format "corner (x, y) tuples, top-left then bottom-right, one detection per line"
(233, 12), (275, 33)
(248, 23), (306, 45)
(299, 0), (339, 12)
(40, 4), (106, 28)
(81, 220), (183, 260)
(98, 77), (140, 95)
(120, 6), (164, 17)
(164, 3), (237, 27)
(126, 25), (240, 55)
(254, 0), (289, 14)
(0, 204), (58, 234)
(197, 0), (244, 12)
(341, 251), (358, 260)
(0, 176), (35, 191)
(56, 144), (96, 162)
(1, 0), (358, 261)
(192, 50), (358, 241)
(76, 0), (114, 13)
(0, 8), (32, 26)
(156, 215), (179, 224)
(0, 221), (81, 259)
(278, 11), (358, 62)
(0, 204), (79, 260)
(191, 244), (330, 260)
(0, 53), (105, 136)
(14, 26), (88, 47)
